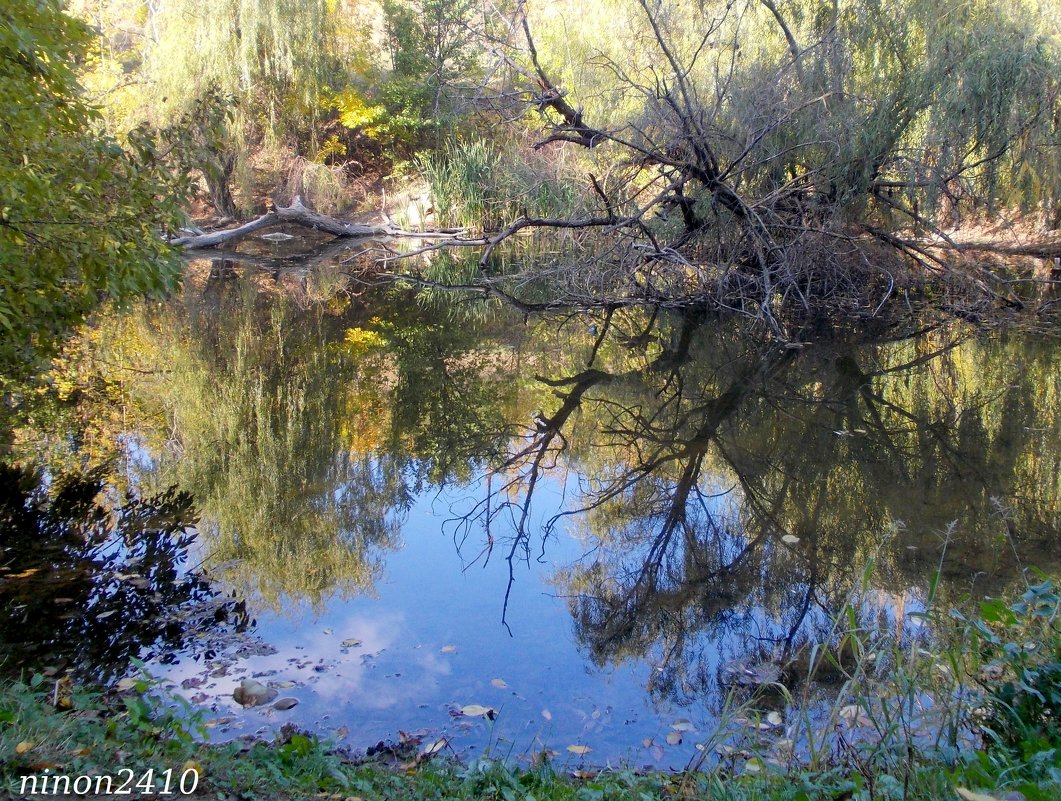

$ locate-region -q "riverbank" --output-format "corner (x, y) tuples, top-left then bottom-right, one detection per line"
(3, 579), (1058, 801)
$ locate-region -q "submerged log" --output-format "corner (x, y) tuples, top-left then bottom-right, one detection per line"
(169, 196), (462, 249)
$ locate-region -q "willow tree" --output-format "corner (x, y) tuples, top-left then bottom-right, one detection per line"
(141, 0), (334, 211)
(0, 0), (186, 383)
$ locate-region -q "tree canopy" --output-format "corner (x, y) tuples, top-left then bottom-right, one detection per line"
(0, 0), (185, 378)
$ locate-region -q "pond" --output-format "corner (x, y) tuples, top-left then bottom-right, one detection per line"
(5, 242), (1061, 769)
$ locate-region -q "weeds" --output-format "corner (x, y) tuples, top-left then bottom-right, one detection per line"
(2, 576), (1059, 800)
(418, 139), (581, 231)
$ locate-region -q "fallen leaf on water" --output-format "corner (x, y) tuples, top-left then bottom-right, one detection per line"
(490, 678), (508, 689)
(839, 704), (871, 726)
(541, 709), (552, 721)
(722, 658), (784, 688)
(322, 628), (333, 635)
(566, 744), (591, 756)
(335, 726), (349, 740)
(767, 711), (783, 726)
(421, 738), (448, 756)
(642, 738), (653, 748)
(781, 535), (800, 545)
(670, 719), (696, 732)
(665, 731), (682, 746)
(651, 745), (665, 761)
(460, 704), (497, 719)
(273, 698), (299, 711)
(16, 741), (34, 754)
(440, 644), (457, 653)
(341, 639), (362, 649)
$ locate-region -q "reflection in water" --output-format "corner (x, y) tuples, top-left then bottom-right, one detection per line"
(0, 464), (248, 681)
(487, 315), (1061, 704)
(28, 262), (1059, 753)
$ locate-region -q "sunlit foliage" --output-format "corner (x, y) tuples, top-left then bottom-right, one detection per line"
(0, 0), (185, 380)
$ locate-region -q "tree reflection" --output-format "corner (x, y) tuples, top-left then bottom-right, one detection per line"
(32, 267), (1061, 709)
(120, 267), (515, 607)
(0, 464), (248, 681)
(469, 312), (1061, 704)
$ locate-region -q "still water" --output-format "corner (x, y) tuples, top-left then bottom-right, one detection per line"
(7, 249), (1061, 767)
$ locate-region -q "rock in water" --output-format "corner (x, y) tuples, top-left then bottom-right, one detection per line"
(233, 679), (277, 707)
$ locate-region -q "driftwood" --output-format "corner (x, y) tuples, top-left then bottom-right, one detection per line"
(949, 239), (1061, 259)
(170, 196), (463, 249)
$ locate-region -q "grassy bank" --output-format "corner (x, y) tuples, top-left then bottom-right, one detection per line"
(2, 577), (1058, 800)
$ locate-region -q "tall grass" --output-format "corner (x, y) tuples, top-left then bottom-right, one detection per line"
(418, 139), (582, 231)
(680, 554), (1061, 800)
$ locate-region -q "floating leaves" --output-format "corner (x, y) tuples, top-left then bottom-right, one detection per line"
(440, 644), (457, 654)
(421, 737), (448, 757)
(566, 744), (591, 756)
(665, 731), (682, 746)
(490, 678), (508, 689)
(722, 660), (782, 687)
(341, 638), (362, 649)
(273, 698), (299, 711)
(459, 704), (497, 720)
(839, 704), (872, 727)
(541, 709), (552, 721)
(670, 718), (695, 732)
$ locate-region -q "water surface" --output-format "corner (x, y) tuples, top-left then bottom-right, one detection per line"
(13, 248), (1061, 767)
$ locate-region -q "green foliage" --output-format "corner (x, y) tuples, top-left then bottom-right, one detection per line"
(381, 0), (479, 112)
(977, 580), (1061, 757)
(0, 0), (186, 379)
(326, 0), (481, 154)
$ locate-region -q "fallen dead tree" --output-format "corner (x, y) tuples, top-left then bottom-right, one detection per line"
(169, 196), (466, 249)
